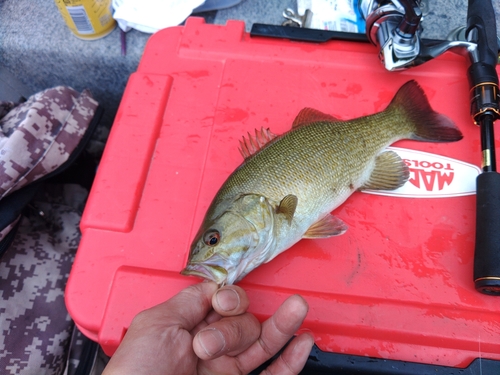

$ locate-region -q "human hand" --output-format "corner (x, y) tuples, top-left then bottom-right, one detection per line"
(102, 282), (314, 375)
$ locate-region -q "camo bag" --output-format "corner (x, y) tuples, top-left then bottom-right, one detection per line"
(0, 87), (100, 374)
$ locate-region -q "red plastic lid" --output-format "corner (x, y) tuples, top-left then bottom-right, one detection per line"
(66, 17), (500, 367)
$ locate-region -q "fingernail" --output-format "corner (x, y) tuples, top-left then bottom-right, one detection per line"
(215, 288), (239, 311)
(197, 328), (225, 357)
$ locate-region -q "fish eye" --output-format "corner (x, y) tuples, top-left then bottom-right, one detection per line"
(203, 230), (220, 246)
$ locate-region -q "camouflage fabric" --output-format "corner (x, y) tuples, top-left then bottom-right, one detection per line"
(0, 86), (98, 199)
(0, 87), (100, 374)
(0, 183), (88, 374)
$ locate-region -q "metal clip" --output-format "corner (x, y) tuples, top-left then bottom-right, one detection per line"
(282, 8), (313, 28)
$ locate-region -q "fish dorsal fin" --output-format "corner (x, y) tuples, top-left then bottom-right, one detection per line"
(238, 127), (278, 160)
(277, 194), (298, 224)
(303, 214), (348, 238)
(359, 150), (410, 191)
(292, 108), (341, 129)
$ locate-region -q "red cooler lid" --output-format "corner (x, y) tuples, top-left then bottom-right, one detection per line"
(66, 17), (500, 367)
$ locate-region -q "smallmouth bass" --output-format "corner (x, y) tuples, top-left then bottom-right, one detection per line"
(181, 80), (463, 285)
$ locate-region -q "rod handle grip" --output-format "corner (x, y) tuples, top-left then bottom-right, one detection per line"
(474, 172), (500, 295)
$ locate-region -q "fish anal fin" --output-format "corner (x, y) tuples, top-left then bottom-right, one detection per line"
(277, 194), (298, 224)
(303, 214), (348, 238)
(360, 150), (409, 191)
(238, 127), (278, 159)
(292, 108), (341, 129)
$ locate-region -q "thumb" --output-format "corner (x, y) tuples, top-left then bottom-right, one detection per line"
(152, 281), (219, 331)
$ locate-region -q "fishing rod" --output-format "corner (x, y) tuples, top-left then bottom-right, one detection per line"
(467, 0), (500, 295)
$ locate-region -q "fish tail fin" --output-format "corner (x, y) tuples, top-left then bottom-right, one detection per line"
(389, 80), (463, 142)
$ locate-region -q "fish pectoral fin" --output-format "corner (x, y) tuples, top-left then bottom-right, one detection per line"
(238, 127), (278, 159)
(359, 150), (410, 191)
(277, 194), (298, 224)
(303, 214), (348, 238)
(292, 108), (341, 128)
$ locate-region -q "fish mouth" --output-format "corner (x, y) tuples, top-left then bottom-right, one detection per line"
(181, 263), (228, 285)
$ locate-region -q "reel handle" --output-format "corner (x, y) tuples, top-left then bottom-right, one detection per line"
(466, 0), (498, 67)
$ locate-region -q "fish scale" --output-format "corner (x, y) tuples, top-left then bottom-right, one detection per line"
(214, 113), (405, 221)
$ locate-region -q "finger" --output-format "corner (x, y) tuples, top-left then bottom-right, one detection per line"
(235, 294), (309, 373)
(190, 309), (222, 337)
(191, 284), (250, 337)
(139, 281), (218, 331)
(212, 285), (250, 317)
(193, 313), (261, 360)
(260, 333), (314, 375)
(193, 285), (252, 338)
(205, 309), (224, 325)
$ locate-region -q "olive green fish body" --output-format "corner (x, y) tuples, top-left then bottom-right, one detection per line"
(209, 110), (409, 239)
(182, 80), (463, 285)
